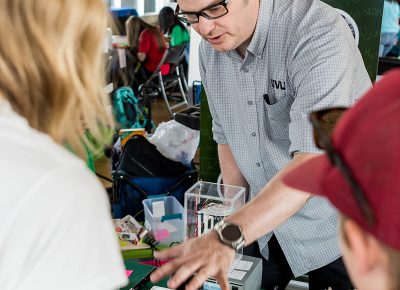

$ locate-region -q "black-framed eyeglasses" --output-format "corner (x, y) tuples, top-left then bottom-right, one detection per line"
(310, 107), (375, 226)
(174, 0), (229, 24)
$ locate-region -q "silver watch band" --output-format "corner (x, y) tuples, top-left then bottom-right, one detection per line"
(214, 220), (245, 251)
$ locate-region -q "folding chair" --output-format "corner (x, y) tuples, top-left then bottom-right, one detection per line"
(146, 44), (189, 117)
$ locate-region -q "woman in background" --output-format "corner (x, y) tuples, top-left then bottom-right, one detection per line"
(159, 6), (190, 81)
(126, 16), (145, 57)
(0, 0), (127, 289)
(126, 16), (169, 81)
(159, 6), (190, 47)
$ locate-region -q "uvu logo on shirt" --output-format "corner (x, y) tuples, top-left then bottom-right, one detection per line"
(271, 79), (286, 90)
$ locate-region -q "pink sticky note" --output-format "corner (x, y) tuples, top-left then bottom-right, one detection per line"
(154, 229), (170, 241)
(125, 270), (133, 278)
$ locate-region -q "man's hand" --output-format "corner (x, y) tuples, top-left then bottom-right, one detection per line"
(150, 231), (235, 290)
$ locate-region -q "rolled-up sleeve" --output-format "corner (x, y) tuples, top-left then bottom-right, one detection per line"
(288, 26), (363, 155)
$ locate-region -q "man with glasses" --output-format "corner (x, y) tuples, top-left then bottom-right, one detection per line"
(283, 69), (400, 290)
(151, 0), (371, 289)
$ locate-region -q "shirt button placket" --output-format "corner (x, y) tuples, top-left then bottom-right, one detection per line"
(242, 63), (260, 171)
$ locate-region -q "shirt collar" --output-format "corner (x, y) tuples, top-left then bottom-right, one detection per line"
(247, 0), (274, 58)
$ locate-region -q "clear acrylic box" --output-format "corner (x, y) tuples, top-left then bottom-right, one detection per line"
(184, 181), (246, 240)
(184, 181), (246, 267)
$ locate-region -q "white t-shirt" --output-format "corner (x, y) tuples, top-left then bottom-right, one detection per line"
(0, 100), (128, 290)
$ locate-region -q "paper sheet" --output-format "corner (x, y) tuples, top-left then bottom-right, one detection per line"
(235, 260), (253, 271)
(152, 201), (165, 217)
(228, 269), (246, 281)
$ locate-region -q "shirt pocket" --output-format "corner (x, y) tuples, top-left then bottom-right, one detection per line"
(264, 92), (291, 140)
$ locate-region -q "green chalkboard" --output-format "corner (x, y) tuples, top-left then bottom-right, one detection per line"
(199, 87), (220, 182)
(322, 0), (384, 81)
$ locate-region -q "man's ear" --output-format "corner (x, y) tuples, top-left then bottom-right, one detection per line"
(343, 219), (382, 273)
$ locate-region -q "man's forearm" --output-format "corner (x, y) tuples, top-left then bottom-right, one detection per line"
(218, 144), (249, 188)
(225, 153), (317, 245)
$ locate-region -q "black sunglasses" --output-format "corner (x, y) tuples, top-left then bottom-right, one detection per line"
(175, 0), (229, 24)
(310, 108), (375, 226)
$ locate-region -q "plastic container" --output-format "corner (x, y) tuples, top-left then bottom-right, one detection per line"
(184, 181), (246, 240)
(184, 181), (246, 267)
(142, 196), (184, 243)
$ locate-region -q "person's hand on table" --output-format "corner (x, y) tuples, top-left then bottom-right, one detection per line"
(150, 231), (235, 290)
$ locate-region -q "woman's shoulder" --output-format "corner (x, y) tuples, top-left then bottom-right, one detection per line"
(141, 28), (154, 37)
(172, 24), (185, 33)
(172, 25), (189, 40)
(141, 27), (160, 39)
(140, 28), (150, 35)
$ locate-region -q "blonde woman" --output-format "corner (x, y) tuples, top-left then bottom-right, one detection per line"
(0, 0), (127, 289)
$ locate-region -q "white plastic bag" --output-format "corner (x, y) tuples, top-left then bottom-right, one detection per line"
(149, 120), (199, 166)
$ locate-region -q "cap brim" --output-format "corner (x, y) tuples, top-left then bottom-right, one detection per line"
(283, 155), (330, 197)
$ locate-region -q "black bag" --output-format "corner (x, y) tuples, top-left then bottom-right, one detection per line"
(111, 135), (198, 220)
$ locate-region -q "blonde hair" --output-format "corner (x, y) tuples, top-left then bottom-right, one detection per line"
(0, 0), (113, 159)
(126, 16), (145, 52)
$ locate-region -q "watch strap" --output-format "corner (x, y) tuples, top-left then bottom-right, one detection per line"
(214, 221), (245, 251)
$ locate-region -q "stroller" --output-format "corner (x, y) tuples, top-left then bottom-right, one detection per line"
(110, 134), (198, 221)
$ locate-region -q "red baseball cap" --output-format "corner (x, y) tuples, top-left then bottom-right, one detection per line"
(283, 69), (400, 250)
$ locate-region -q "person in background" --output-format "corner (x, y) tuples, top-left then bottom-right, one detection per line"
(379, 0), (400, 57)
(150, 0), (371, 289)
(126, 16), (146, 59)
(159, 6), (190, 80)
(159, 6), (190, 47)
(283, 69), (400, 290)
(125, 16), (147, 91)
(0, 0), (127, 289)
(126, 16), (169, 81)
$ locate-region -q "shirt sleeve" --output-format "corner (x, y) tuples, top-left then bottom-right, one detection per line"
(183, 29), (190, 43)
(199, 42), (228, 144)
(171, 25), (183, 46)
(287, 25), (370, 156)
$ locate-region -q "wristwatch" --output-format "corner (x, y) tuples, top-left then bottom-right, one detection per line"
(214, 220), (246, 251)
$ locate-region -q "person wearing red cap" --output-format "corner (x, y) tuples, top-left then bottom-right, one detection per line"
(282, 69), (400, 290)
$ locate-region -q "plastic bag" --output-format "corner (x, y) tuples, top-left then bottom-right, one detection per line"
(149, 120), (199, 166)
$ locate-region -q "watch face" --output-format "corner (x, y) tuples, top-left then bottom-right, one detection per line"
(221, 224), (241, 241)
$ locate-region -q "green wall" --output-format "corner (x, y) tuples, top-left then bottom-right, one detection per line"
(199, 88), (220, 182)
(323, 0), (384, 81)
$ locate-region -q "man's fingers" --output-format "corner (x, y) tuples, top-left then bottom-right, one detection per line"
(184, 269), (210, 290)
(215, 272), (230, 290)
(167, 257), (203, 288)
(153, 243), (185, 260)
(150, 258), (183, 283)
(150, 233), (234, 287)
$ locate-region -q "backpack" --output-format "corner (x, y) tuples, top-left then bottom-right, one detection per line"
(113, 86), (149, 129)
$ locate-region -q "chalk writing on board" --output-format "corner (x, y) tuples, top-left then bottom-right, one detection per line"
(364, 7), (383, 16)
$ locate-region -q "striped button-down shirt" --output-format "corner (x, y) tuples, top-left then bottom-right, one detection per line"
(200, 0), (371, 276)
